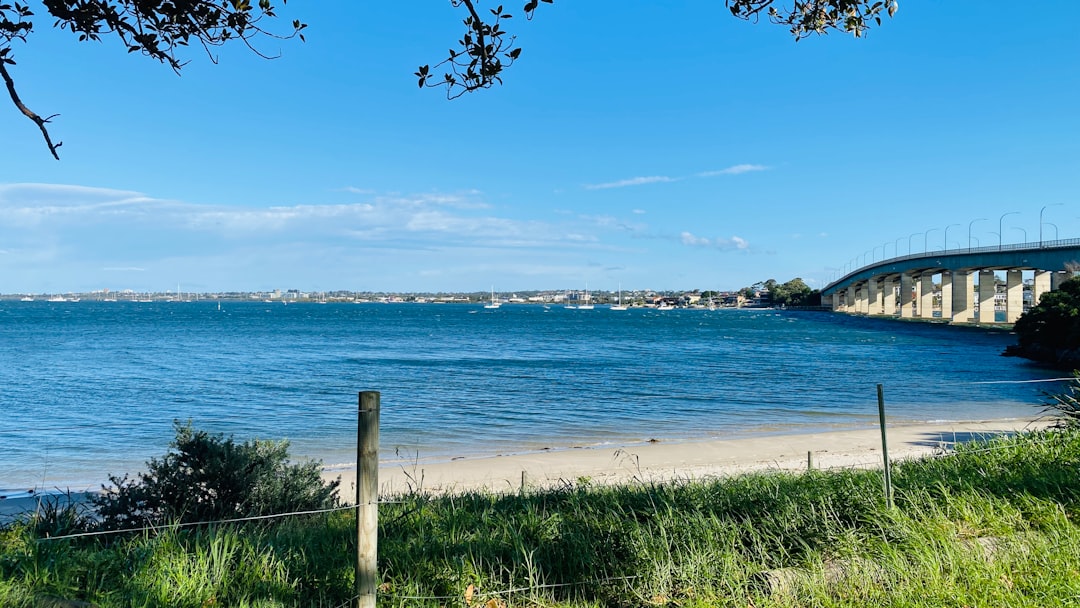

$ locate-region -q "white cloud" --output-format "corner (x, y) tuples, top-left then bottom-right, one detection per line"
(697, 164), (769, 177)
(681, 232), (711, 246)
(584, 176), (676, 190)
(680, 232), (750, 251)
(632, 209), (646, 215)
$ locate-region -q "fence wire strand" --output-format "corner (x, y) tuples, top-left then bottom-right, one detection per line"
(33, 504), (357, 542)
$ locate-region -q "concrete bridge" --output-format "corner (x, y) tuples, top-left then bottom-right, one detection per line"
(821, 238), (1080, 323)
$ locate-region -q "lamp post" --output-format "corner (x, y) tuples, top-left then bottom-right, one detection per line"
(922, 227), (938, 253)
(968, 218), (986, 249)
(908, 232), (920, 256)
(998, 211), (1019, 250)
(1014, 226), (1027, 244)
(1045, 221), (1059, 240)
(1040, 203), (1063, 245)
(894, 236), (904, 258)
(943, 223), (961, 252)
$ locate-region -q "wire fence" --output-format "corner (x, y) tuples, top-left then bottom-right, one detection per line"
(20, 375), (1075, 546)
(6, 377), (1077, 608)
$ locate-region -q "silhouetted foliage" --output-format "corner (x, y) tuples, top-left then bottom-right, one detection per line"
(4, 1), (898, 158)
(92, 421), (339, 530)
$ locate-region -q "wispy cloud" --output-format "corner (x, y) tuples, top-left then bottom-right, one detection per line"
(680, 231), (750, 251)
(583, 176), (676, 190)
(585, 164), (769, 191)
(697, 164), (769, 177)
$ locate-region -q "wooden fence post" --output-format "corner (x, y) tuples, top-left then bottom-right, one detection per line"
(877, 384), (893, 509)
(357, 391), (380, 608)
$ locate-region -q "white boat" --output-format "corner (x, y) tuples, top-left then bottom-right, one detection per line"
(563, 290), (577, 309)
(610, 284), (628, 310)
(19, 296), (33, 302)
(578, 283), (595, 310)
(47, 296), (67, 302)
(483, 286), (501, 309)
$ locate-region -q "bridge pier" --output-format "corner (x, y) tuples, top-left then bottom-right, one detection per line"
(867, 278), (881, 315)
(951, 270), (973, 323)
(919, 274), (935, 319)
(882, 278), (896, 315)
(847, 285), (857, 313)
(978, 270), (996, 323)
(900, 273), (914, 318)
(940, 272), (953, 319)
(1006, 270), (1024, 323)
(1033, 270), (1051, 307)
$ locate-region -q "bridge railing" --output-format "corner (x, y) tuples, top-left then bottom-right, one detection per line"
(826, 237), (1080, 292)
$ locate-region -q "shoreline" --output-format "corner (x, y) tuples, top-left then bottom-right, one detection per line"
(2, 417), (1055, 522)
(330, 417), (1054, 498)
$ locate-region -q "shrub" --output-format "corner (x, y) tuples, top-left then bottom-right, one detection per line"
(93, 421), (339, 530)
(1042, 376), (1080, 429)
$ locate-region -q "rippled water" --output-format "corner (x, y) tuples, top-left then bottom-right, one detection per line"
(0, 301), (1059, 490)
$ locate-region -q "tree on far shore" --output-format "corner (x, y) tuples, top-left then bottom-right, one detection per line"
(4, 0), (898, 159)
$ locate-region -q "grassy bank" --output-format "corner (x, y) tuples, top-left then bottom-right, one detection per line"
(2, 427), (1079, 607)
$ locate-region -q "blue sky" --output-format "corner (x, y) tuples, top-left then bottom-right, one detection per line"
(2, 2), (1078, 295)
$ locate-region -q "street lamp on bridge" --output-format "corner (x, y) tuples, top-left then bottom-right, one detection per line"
(1040, 203), (1064, 245)
(943, 223), (961, 252)
(998, 211), (1019, 250)
(1014, 226), (1027, 244)
(908, 232), (920, 255)
(1045, 221), (1059, 240)
(968, 218), (987, 249)
(922, 227), (938, 253)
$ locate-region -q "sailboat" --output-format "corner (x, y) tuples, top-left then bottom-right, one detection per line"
(564, 290), (577, 309)
(610, 284), (628, 310)
(577, 283), (595, 310)
(483, 286), (501, 309)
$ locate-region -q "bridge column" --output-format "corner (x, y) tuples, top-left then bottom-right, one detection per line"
(1052, 271), (1067, 290)
(1033, 270), (1051, 308)
(831, 292), (842, 311)
(1006, 270), (1023, 323)
(867, 278), (880, 315)
(847, 285), (857, 313)
(978, 270), (997, 323)
(882, 278), (896, 315)
(940, 272), (953, 320)
(920, 274), (935, 319)
(951, 270), (973, 323)
(856, 284), (869, 314)
(899, 273), (914, 318)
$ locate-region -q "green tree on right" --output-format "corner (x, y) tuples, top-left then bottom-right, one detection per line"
(767, 277), (822, 307)
(1008, 276), (1080, 370)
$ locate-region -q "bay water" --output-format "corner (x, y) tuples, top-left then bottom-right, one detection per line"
(0, 301), (1060, 493)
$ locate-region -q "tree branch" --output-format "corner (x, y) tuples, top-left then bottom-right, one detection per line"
(0, 59), (60, 160)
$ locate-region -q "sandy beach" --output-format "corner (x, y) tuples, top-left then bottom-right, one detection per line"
(328, 417), (1055, 499)
(1, 417), (1053, 523)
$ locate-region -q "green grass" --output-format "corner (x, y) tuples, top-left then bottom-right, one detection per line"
(3, 427), (1080, 607)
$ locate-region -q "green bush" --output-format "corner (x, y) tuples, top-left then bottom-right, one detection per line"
(1009, 275), (1080, 368)
(92, 421), (339, 530)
